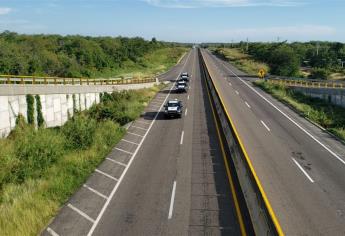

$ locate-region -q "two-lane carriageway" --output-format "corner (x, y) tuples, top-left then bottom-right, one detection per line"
(201, 49), (345, 235)
(43, 49), (253, 236)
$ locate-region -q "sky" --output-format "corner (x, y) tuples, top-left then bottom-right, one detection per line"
(0, 0), (344, 43)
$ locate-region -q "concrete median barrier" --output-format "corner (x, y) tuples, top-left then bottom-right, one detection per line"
(199, 48), (282, 236)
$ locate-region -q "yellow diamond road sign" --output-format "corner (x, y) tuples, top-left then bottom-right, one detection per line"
(258, 68), (266, 78)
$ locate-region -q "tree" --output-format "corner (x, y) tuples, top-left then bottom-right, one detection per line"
(269, 46), (299, 77)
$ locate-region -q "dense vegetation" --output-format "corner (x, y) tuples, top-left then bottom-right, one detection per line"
(0, 86), (163, 235)
(206, 41), (345, 79)
(254, 80), (345, 140)
(0, 31), (187, 78)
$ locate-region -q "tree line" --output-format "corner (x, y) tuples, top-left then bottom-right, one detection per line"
(205, 41), (345, 79)
(0, 31), (180, 78)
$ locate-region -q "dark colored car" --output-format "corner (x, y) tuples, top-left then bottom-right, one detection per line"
(164, 100), (183, 118)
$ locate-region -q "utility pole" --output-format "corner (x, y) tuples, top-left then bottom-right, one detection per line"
(246, 37), (249, 52)
(316, 42), (320, 56)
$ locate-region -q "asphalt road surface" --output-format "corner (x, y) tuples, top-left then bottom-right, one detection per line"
(43, 49), (250, 236)
(201, 49), (345, 235)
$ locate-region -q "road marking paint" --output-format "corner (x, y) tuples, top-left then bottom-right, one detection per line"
(187, 95), (190, 100)
(180, 131), (184, 145)
(83, 184), (108, 200)
(185, 108), (188, 116)
(168, 181), (177, 219)
(135, 120), (151, 125)
(292, 158), (315, 183)
(121, 139), (139, 145)
(131, 125), (147, 131)
(115, 147), (133, 155)
(47, 227), (59, 236)
(225, 66), (345, 165)
(245, 101), (251, 108)
(95, 169), (118, 181)
(127, 132), (144, 137)
(68, 204), (95, 223)
(229, 82), (232, 86)
(106, 158), (127, 167)
(150, 101), (162, 105)
(235, 90), (239, 95)
(260, 120), (271, 132)
(150, 104), (161, 108)
(87, 50), (193, 236)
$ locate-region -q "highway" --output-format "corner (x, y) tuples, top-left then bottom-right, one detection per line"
(201, 49), (345, 235)
(43, 49), (252, 236)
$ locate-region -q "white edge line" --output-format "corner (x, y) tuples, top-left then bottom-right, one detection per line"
(131, 125), (148, 131)
(168, 181), (177, 219)
(150, 104), (161, 108)
(245, 101), (251, 108)
(47, 227), (59, 236)
(95, 169), (118, 181)
(260, 120), (271, 132)
(83, 184), (108, 200)
(180, 130), (184, 145)
(135, 120), (151, 125)
(106, 157), (127, 167)
(224, 62), (345, 165)
(68, 204), (95, 223)
(292, 158), (315, 183)
(127, 132), (144, 137)
(121, 139), (139, 145)
(235, 90), (239, 95)
(87, 50), (192, 236)
(115, 147), (133, 155)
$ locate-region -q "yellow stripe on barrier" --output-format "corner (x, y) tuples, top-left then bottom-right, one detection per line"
(202, 56), (285, 236)
(205, 69), (248, 236)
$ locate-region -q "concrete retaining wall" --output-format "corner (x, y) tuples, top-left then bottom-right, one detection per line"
(291, 87), (345, 108)
(0, 82), (156, 137)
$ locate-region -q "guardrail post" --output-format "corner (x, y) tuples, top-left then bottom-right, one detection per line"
(79, 78), (82, 85)
(20, 78), (24, 84)
(32, 77), (36, 84)
(87, 78), (89, 85)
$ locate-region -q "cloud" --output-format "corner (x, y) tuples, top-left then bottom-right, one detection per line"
(0, 7), (11, 15)
(143, 0), (304, 8)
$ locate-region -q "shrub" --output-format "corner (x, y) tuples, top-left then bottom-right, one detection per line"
(35, 95), (44, 127)
(14, 128), (64, 182)
(309, 68), (330, 80)
(62, 115), (97, 150)
(26, 95), (34, 125)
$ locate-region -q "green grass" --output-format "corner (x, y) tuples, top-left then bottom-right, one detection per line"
(91, 47), (188, 79)
(211, 48), (269, 75)
(0, 85), (165, 235)
(254, 80), (345, 140)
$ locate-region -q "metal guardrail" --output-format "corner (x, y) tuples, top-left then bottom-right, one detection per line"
(267, 77), (345, 89)
(0, 75), (156, 86)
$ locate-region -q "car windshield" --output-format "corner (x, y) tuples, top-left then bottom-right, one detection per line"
(167, 102), (179, 107)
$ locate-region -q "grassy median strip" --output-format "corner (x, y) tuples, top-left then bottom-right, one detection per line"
(254, 80), (345, 141)
(0, 85), (164, 235)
